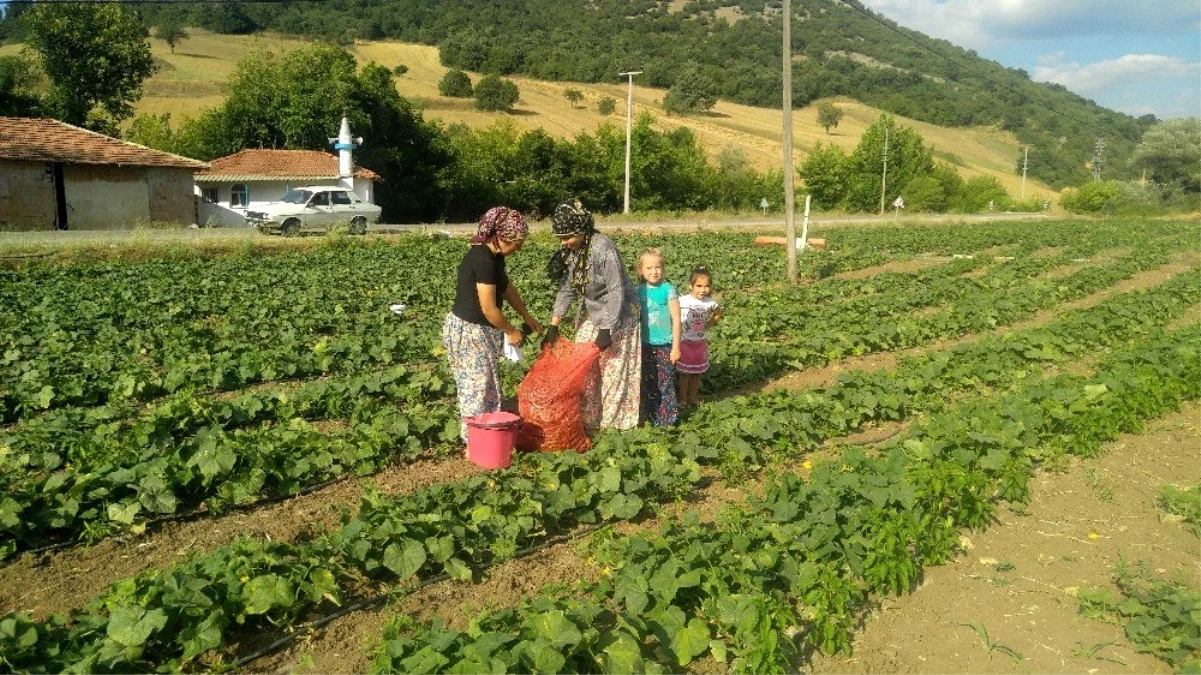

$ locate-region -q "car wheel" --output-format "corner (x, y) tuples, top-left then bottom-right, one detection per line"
(281, 218), (301, 237)
(350, 216), (367, 235)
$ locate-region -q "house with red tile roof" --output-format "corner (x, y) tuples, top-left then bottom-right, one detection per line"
(194, 149), (379, 227)
(0, 117), (209, 231)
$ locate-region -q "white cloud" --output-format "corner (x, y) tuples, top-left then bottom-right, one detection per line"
(858, 0), (1201, 50)
(1033, 53), (1200, 93)
(855, 1), (1201, 117)
(1033, 54), (1201, 118)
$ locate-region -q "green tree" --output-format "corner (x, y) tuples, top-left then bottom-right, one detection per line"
(0, 53), (42, 117)
(844, 114), (933, 212)
(928, 162), (968, 212)
(712, 145), (780, 211)
(630, 116), (712, 210)
(663, 63), (719, 115)
(1130, 118), (1201, 193)
(564, 87), (583, 108)
(474, 75), (519, 113)
(154, 21), (190, 55)
(957, 175), (1012, 212)
(438, 69), (473, 97)
(799, 142), (851, 209)
(24, 2), (157, 132)
(124, 113), (182, 154)
(195, 1), (257, 35)
(903, 175), (946, 212)
(817, 101), (844, 134)
(597, 96), (617, 116)
(1060, 180), (1120, 213)
(438, 121), (569, 219)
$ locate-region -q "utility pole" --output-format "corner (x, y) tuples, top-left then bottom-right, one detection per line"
(878, 127), (889, 215)
(782, 0), (797, 283)
(1020, 145), (1030, 200)
(619, 70), (642, 215)
(1091, 138), (1106, 181)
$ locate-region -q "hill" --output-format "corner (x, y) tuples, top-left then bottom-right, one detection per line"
(119, 0), (1149, 190)
(0, 30), (1055, 201)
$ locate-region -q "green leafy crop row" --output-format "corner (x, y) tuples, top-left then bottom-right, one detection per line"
(369, 325), (1200, 674)
(3, 219), (1188, 421)
(707, 244), (1176, 390)
(0, 365), (462, 560)
(3, 225), (1174, 557)
(2, 264), (1194, 672)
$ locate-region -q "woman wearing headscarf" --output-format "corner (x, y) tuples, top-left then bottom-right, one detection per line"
(541, 199), (641, 431)
(444, 206), (542, 444)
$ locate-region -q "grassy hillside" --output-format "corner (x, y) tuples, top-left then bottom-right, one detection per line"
(0, 29), (1055, 199)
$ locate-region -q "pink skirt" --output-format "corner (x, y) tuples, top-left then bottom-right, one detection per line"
(676, 340), (709, 374)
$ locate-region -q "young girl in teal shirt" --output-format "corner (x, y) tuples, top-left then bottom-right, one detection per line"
(636, 248), (681, 426)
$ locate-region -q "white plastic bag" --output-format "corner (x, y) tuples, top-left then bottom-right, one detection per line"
(503, 341), (524, 363)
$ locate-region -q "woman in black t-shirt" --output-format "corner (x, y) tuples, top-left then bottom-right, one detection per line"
(443, 207), (543, 445)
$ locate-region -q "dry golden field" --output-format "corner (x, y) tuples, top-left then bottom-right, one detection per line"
(2, 29), (1055, 198)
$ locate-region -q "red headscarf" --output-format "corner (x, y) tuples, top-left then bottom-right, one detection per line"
(471, 206), (528, 245)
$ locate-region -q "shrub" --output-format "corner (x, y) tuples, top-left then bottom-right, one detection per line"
(597, 96), (617, 115)
(473, 75), (519, 113)
(904, 175), (947, 212)
(438, 69), (473, 98)
(663, 63), (718, 115)
(1060, 181), (1121, 213)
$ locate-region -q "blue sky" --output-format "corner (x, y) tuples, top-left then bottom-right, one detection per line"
(858, 0), (1201, 119)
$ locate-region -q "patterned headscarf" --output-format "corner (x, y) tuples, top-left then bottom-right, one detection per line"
(547, 198), (596, 292)
(550, 199), (594, 237)
(471, 206), (528, 245)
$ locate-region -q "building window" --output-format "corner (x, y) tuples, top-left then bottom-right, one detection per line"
(231, 184), (249, 208)
(202, 187), (219, 204)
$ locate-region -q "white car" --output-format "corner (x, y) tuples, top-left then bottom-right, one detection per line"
(245, 186), (382, 236)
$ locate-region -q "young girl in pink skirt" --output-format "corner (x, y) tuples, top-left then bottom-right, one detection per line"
(676, 265), (721, 407)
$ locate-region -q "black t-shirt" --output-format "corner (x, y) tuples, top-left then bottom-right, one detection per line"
(452, 244), (508, 326)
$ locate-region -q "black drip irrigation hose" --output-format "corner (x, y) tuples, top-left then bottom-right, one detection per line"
(230, 523), (609, 669)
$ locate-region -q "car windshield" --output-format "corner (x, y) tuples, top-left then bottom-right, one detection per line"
(282, 189), (313, 204)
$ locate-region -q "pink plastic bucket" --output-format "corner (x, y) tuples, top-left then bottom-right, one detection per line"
(466, 411), (522, 470)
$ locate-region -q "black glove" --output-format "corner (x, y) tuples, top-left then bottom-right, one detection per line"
(540, 324), (559, 350)
(594, 328), (613, 351)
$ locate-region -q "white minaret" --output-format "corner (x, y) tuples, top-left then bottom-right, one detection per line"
(329, 116), (362, 191)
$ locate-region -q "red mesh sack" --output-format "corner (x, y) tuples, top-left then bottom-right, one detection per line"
(516, 338), (602, 452)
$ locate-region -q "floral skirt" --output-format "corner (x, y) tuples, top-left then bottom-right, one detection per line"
(442, 312), (504, 442)
(641, 344), (678, 427)
(574, 304), (641, 432)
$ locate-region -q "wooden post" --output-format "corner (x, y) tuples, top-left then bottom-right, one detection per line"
(783, 0), (796, 284)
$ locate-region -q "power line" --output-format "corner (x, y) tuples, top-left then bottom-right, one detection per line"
(832, 0), (1113, 137)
